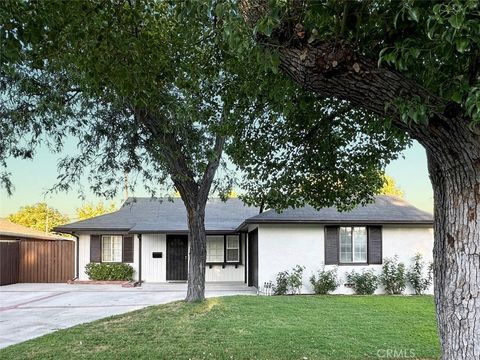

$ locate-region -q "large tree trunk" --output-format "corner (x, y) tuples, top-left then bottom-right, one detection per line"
(427, 147), (480, 359)
(185, 202), (207, 302)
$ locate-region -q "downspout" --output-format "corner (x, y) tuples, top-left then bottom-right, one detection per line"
(72, 232), (80, 279)
(138, 234), (142, 285)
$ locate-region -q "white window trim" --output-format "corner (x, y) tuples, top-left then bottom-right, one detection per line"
(206, 235), (224, 263)
(339, 227), (367, 264)
(102, 235), (123, 263)
(225, 235), (240, 263)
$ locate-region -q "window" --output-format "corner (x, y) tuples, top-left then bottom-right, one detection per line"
(206, 236), (224, 262)
(339, 227), (367, 263)
(102, 235), (122, 262)
(226, 235), (240, 262)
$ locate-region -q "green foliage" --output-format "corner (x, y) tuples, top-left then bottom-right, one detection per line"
(76, 202), (117, 221)
(380, 256), (407, 295)
(8, 203), (69, 233)
(378, 174), (404, 198)
(273, 270), (289, 295)
(310, 267), (339, 295)
(273, 265), (306, 295)
(407, 253), (433, 295)
(346, 269), (379, 295)
(85, 262), (134, 281)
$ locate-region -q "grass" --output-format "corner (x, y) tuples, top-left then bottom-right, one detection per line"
(0, 295), (440, 360)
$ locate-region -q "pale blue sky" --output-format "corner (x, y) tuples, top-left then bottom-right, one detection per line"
(0, 140), (433, 220)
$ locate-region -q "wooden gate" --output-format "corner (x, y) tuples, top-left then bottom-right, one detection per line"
(19, 240), (75, 283)
(0, 239), (75, 285)
(0, 241), (20, 285)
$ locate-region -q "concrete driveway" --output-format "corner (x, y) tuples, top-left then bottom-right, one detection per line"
(0, 282), (255, 349)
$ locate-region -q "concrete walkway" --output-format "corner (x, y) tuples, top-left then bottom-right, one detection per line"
(0, 282), (255, 349)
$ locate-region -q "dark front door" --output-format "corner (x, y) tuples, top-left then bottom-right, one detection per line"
(248, 229), (258, 288)
(166, 235), (188, 281)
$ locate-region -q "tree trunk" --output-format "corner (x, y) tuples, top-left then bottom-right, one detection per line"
(427, 149), (480, 359)
(185, 202), (207, 302)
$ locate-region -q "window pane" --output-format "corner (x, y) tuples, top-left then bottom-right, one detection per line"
(339, 227), (352, 263)
(102, 235), (122, 262)
(206, 236), (224, 262)
(226, 235), (239, 262)
(226, 249), (239, 262)
(353, 227), (367, 263)
(226, 235), (239, 249)
(102, 236), (112, 262)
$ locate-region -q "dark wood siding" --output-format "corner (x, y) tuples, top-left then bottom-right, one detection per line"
(122, 236), (134, 263)
(166, 235), (188, 281)
(324, 226), (339, 265)
(17, 240), (75, 283)
(368, 226), (383, 264)
(90, 235), (101, 262)
(0, 241), (19, 285)
(247, 229), (258, 288)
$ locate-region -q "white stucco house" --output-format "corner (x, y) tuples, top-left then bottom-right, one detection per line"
(55, 196), (434, 294)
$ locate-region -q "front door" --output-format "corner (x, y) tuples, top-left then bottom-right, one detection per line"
(166, 235), (188, 281)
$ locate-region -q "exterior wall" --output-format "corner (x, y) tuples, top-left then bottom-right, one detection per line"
(78, 232), (245, 283)
(78, 233), (140, 281)
(256, 224), (434, 295)
(205, 233), (245, 282)
(142, 234), (167, 282)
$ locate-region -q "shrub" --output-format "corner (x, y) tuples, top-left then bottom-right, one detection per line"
(273, 265), (306, 295)
(288, 265), (306, 294)
(85, 262), (134, 281)
(346, 269), (378, 295)
(380, 256), (407, 295)
(407, 253), (433, 295)
(273, 270), (290, 295)
(310, 267), (339, 294)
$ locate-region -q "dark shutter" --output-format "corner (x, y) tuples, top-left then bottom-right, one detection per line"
(325, 226), (339, 265)
(90, 235), (101, 262)
(122, 236), (134, 263)
(368, 226), (383, 264)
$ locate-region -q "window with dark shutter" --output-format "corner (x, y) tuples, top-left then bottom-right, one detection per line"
(368, 226), (382, 264)
(122, 236), (134, 263)
(324, 226), (339, 265)
(90, 235), (101, 262)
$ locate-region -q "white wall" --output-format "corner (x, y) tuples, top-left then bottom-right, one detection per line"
(77, 233), (140, 281)
(206, 234), (245, 282)
(256, 224), (434, 295)
(78, 232), (246, 283)
(142, 234), (167, 282)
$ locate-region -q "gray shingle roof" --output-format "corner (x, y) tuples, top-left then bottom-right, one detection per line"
(55, 197), (260, 233)
(241, 195), (433, 226)
(55, 195), (433, 234)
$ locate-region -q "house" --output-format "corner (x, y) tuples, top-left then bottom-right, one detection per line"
(54, 196), (434, 294)
(0, 219), (75, 285)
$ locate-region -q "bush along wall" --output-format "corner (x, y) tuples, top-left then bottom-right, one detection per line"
(346, 269), (378, 295)
(85, 262), (134, 281)
(380, 256), (407, 295)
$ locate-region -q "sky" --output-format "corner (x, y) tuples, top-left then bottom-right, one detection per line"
(0, 140), (433, 221)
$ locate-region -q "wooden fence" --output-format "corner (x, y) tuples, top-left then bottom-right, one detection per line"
(0, 241), (20, 285)
(0, 239), (75, 284)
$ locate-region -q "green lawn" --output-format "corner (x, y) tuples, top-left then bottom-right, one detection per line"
(0, 295), (440, 360)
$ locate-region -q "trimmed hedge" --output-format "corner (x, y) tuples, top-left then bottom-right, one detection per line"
(85, 262), (134, 281)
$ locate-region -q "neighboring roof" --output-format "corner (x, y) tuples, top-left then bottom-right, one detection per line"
(54, 197), (260, 233)
(55, 196), (433, 234)
(240, 196), (433, 228)
(0, 218), (72, 241)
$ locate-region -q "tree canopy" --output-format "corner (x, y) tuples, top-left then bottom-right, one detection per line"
(1, 0), (412, 213)
(76, 202), (117, 220)
(8, 202), (69, 233)
(378, 174), (404, 198)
